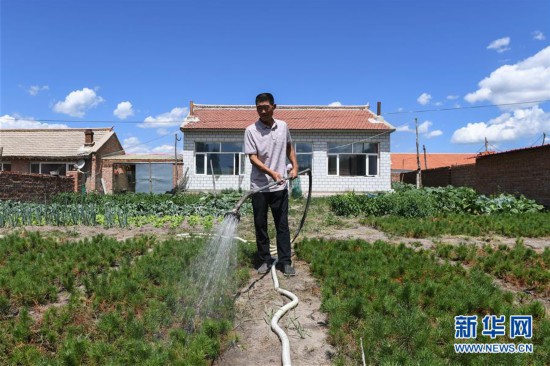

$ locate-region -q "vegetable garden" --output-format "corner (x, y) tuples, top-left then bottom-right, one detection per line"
(0, 184), (548, 364)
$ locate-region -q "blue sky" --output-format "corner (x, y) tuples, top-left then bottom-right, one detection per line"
(1, 0), (549, 154)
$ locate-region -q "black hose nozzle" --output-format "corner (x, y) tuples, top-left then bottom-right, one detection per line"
(224, 209), (241, 222)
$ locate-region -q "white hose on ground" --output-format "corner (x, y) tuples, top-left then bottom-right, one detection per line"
(270, 260), (299, 366)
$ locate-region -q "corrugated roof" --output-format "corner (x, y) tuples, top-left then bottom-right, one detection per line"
(392, 153), (476, 171)
(180, 104), (395, 131)
(0, 128), (114, 158)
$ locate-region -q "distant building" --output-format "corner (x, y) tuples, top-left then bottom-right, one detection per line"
(391, 153), (476, 182)
(0, 128), (122, 192)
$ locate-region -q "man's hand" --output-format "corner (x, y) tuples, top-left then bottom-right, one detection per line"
(272, 171), (284, 184)
(289, 167), (298, 180)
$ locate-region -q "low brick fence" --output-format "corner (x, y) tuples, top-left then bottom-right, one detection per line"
(400, 145), (550, 207)
(0, 171), (75, 203)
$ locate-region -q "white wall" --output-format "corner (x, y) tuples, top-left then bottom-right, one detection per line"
(182, 130), (392, 194)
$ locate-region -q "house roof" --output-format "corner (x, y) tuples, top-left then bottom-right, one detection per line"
(391, 153), (476, 171)
(180, 104), (395, 131)
(476, 144), (550, 160)
(0, 128), (115, 159)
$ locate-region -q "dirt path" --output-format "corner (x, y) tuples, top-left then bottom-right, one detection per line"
(214, 260), (335, 366)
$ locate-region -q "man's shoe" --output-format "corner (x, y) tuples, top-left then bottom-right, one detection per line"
(257, 262), (272, 274)
(282, 264), (296, 276)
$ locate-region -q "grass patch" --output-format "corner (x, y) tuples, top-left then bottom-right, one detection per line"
(361, 212), (550, 238)
(0, 232), (253, 365)
(296, 238), (549, 365)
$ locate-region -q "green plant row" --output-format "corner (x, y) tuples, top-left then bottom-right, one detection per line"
(435, 240), (550, 296)
(329, 185), (544, 218)
(0, 192), (251, 228)
(361, 212), (550, 238)
(0, 232), (254, 365)
(295, 238), (550, 365)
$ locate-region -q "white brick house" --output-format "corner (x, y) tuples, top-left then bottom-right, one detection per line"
(180, 103), (395, 194)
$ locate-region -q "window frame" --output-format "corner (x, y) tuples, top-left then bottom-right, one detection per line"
(29, 162), (76, 175)
(292, 142), (313, 175)
(327, 142), (379, 177)
(0, 162), (11, 171)
(195, 142), (245, 176)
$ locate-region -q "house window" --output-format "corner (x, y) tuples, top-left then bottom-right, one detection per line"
(327, 142), (379, 176)
(0, 162), (11, 171)
(195, 142), (244, 175)
(294, 142), (312, 174)
(29, 162), (75, 175)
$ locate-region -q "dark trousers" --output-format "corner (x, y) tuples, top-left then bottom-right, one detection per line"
(251, 189), (292, 266)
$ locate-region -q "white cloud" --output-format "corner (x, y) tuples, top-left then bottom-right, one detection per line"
(53, 87), (104, 117)
(417, 93), (432, 105)
(447, 95), (459, 100)
(0, 114), (68, 129)
(28, 85), (49, 96)
(395, 120), (443, 138)
(113, 101), (134, 120)
(151, 145), (174, 154)
(435, 101), (443, 106)
(465, 46), (550, 106)
(451, 106), (550, 144)
(532, 30), (545, 41)
(417, 120), (431, 134)
(328, 101), (342, 107)
(122, 136), (175, 155)
(122, 137), (148, 154)
(487, 37), (511, 53)
(395, 124), (413, 132)
(139, 107), (188, 129)
(426, 130), (443, 138)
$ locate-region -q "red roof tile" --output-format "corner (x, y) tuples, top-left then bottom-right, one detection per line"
(180, 104), (394, 131)
(392, 153), (476, 171)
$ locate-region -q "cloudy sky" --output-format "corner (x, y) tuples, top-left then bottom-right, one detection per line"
(1, 0), (549, 154)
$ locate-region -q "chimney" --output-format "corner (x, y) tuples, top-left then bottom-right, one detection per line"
(377, 101), (381, 116)
(84, 129), (94, 146)
(189, 100), (194, 116)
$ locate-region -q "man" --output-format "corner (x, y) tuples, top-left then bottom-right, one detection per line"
(244, 93), (299, 276)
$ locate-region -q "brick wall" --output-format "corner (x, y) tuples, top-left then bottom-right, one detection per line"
(450, 164), (476, 188)
(476, 145), (550, 206)
(422, 167), (451, 187)
(0, 171), (74, 203)
(182, 130), (392, 193)
(400, 145), (550, 206)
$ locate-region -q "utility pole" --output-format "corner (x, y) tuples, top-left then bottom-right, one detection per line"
(485, 137), (489, 152)
(174, 133), (182, 192)
(415, 118), (422, 188)
(542, 133), (546, 146)
(423, 144), (428, 170)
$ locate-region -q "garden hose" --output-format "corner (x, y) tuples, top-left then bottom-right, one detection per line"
(270, 259), (299, 366)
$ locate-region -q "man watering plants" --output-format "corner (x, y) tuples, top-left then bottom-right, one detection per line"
(244, 92), (299, 276)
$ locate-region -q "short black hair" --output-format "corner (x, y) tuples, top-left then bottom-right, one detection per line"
(255, 93), (275, 105)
